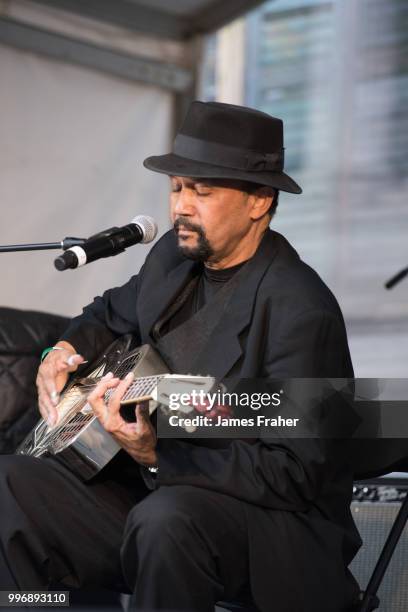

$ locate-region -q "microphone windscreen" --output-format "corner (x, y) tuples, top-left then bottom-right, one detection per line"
(132, 215), (158, 244)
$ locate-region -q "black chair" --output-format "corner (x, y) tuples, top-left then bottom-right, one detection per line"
(0, 306), (70, 454)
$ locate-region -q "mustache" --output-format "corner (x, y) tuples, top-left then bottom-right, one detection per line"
(173, 217), (204, 235)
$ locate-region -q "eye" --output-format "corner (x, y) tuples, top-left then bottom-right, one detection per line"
(171, 183), (182, 193)
(195, 187), (212, 196)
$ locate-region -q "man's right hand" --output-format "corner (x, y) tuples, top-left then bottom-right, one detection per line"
(36, 341), (85, 426)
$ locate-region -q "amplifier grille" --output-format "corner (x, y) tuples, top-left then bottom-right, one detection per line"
(351, 499), (408, 611)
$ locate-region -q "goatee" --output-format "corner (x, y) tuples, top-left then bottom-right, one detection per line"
(173, 217), (214, 262)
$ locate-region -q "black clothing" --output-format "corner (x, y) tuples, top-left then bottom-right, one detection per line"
(122, 485), (253, 611)
(0, 453), (143, 591)
(0, 229), (361, 612)
(59, 228), (360, 611)
(153, 260), (246, 378)
(198, 260), (248, 300)
(0, 454), (253, 611)
(61, 228), (354, 383)
(155, 260), (247, 338)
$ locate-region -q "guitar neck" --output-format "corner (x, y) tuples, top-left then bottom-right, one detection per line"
(108, 374), (166, 405)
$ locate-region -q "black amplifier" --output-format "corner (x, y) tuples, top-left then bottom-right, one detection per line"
(351, 474), (408, 612)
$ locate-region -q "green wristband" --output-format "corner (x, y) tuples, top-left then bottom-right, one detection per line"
(40, 346), (64, 362)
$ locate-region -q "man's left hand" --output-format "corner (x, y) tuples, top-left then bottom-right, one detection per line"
(87, 371), (157, 467)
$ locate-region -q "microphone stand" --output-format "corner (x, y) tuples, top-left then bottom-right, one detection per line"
(0, 237), (86, 253)
(385, 267), (408, 290)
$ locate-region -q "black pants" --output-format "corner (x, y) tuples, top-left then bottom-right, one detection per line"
(0, 453), (252, 611)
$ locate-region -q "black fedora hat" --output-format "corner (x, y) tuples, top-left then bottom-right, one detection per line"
(143, 101), (302, 194)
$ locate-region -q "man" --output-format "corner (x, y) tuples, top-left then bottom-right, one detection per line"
(0, 102), (361, 611)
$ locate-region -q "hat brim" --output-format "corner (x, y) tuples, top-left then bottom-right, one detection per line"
(143, 153), (302, 195)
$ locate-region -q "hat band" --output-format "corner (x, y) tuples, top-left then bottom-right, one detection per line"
(174, 134), (284, 172)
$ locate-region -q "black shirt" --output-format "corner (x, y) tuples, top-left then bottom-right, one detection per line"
(154, 260), (247, 339)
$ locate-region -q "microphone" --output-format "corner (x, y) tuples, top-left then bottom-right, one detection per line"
(54, 215), (157, 271)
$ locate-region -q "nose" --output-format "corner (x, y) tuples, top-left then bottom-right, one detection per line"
(172, 186), (196, 217)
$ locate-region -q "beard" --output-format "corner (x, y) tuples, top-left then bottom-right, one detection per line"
(173, 217), (214, 262)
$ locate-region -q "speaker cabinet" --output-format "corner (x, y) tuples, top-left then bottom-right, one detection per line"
(351, 482), (408, 612)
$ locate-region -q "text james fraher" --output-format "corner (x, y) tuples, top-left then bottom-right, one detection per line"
(168, 414), (300, 428)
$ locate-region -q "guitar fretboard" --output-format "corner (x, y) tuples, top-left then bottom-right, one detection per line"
(105, 374), (167, 402)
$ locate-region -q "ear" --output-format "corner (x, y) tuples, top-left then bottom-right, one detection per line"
(248, 187), (274, 220)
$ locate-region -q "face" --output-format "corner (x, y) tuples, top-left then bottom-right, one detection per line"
(170, 176), (267, 268)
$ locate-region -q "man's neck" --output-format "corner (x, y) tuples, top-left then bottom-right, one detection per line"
(204, 226), (269, 270)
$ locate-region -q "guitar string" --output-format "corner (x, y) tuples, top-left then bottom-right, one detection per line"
(42, 374), (167, 450)
(32, 371), (175, 454)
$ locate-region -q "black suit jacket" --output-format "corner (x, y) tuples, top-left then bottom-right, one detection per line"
(61, 229), (361, 611)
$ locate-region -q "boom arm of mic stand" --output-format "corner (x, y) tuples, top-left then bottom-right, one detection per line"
(0, 237), (86, 253)
(385, 267), (408, 289)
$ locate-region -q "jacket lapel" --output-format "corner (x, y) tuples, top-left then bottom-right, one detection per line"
(138, 229), (286, 379)
(138, 258), (196, 344)
(193, 229), (281, 380)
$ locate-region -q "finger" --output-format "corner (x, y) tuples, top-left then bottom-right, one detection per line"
(64, 354), (87, 371)
(87, 373), (119, 422)
(38, 389), (57, 417)
(53, 354), (77, 374)
(37, 369), (60, 411)
(109, 372), (135, 409)
(38, 393), (58, 426)
(44, 379), (60, 407)
(135, 402), (152, 429)
(88, 372), (119, 401)
(38, 365), (62, 406)
(38, 395), (50, 421)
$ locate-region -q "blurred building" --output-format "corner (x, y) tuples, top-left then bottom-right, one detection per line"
(199, 0), (408, 376)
